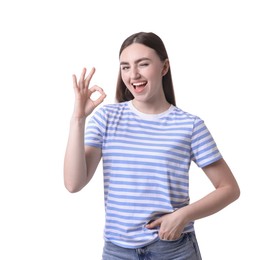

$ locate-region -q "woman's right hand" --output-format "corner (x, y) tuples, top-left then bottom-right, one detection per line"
(72, 67), (106, 119)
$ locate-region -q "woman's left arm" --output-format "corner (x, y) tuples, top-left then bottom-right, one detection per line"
(146, 158), (240, 240)
(181, 158), (240, 222)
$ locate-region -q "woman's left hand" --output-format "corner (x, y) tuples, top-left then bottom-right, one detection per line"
(146, 210), (187, 241)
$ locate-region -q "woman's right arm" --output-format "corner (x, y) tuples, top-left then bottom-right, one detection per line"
(64, 67), (106, 193)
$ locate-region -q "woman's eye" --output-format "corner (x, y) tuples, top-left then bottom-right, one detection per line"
(140, 63), (148, 67)
(121, 66), (130, 71)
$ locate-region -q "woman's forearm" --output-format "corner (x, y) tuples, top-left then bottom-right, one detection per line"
(180, 184), (240, 225)
(64, 117), (88, 193)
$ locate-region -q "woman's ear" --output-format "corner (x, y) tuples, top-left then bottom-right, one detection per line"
(162, 59), (170, 76)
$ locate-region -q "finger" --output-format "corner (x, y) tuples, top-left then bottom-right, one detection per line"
(93, 93), (106, 107)
(158, 227), (168, 240)
(89, 86), (107, 106)
(85, 67), (96, 87)
(159, 232), (166, 240)
(72, 74), (78, 90)
(89, 85), (105, 94)
(79, 67), (87, 89)
(146, 218), (161, 229)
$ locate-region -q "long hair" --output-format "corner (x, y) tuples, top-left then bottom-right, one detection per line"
(115, 32), (176, 106)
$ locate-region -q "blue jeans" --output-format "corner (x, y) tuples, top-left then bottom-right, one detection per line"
(102, 232), (202, 260)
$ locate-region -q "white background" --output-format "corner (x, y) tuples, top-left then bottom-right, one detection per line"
(0, 0), (272, 259)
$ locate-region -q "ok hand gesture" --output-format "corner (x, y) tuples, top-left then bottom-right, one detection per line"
(72, 67), (106, 119)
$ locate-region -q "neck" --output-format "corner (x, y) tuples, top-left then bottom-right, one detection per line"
(132, 98), (171, 114)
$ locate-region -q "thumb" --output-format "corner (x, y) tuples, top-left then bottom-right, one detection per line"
(146, 218), (162, 229)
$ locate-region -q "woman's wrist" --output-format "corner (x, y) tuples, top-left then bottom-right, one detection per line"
(70, 115), (86, 126)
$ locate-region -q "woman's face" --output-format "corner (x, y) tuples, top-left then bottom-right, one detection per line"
(119, 43), (168, 104)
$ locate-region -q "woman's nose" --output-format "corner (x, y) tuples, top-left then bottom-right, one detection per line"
(131, 67), (141, 79)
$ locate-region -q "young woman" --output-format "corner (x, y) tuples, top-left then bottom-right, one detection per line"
(64, 32), (240, 260)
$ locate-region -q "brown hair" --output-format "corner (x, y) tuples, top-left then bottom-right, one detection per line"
(115, 32), (176, 106)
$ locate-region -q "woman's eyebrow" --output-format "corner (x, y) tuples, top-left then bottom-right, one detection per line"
(120, 57), (151, 66)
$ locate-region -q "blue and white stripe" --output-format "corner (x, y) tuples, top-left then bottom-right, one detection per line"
(85, 101), (222, 248)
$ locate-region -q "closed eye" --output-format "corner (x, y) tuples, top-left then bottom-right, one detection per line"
(139, 63), (149, 67)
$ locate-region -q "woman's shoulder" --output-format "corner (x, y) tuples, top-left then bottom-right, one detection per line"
(172, 106), (202, 121)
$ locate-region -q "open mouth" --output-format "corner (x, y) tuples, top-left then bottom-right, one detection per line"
(132, 81), (147, 93)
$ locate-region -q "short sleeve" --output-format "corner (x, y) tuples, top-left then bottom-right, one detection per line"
(84, 107), (107, 148)
(190, 117), (222, 168)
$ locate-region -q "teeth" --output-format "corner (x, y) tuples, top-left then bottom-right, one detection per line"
(132, 82), (146, 87)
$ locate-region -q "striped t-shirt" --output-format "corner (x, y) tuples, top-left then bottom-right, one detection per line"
(84, 101), (222, 249)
